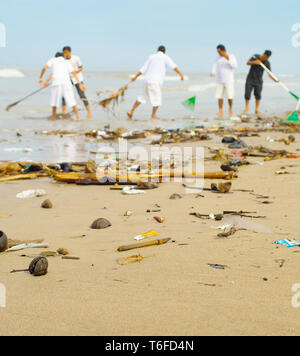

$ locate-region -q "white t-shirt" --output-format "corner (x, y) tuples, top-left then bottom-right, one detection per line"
(67, 55), (84, 84)
(140, 52), (177, 85)
(47, 57), (74, 87)
(211, 54), (238, 84)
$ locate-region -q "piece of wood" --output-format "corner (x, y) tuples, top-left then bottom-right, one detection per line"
(117, 238), (171, 252)
(0, 174), (38, 182)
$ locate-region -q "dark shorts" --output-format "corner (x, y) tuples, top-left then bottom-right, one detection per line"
(245, 80), (263, 101)
(62, 82), (89, 108)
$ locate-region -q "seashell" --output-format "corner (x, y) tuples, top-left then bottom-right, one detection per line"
(154, 216), (165, 224)
(57, 248), (69, 256)
(124, 211), (133, 217)
(0, 231), (8, 252)
(29, 257), (48, 276)
(41, 199), (53, 209)
(90, 218), (112, 230)
(169, 193), (182, 200)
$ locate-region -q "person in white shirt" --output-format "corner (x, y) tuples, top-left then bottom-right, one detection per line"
(39, 52), (86, 121)
(62, 46), (92, 119)
(128, 46), (184, 120)
(210, 45), (238, 117)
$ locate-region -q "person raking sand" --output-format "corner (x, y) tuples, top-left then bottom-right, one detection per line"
(39, 52), (86, 121)
(243, 50), (278, 115)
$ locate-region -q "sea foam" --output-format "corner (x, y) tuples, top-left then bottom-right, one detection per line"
(0, 68), (25, 78)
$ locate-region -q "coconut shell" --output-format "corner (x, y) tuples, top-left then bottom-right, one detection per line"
(41, 199), (53, 209)
(29, 257), (48, 276)
(90, 218), (112, 230)
(0, 231), (8, 252)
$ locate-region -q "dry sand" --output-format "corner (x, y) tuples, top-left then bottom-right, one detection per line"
(0, 132), (300, 336)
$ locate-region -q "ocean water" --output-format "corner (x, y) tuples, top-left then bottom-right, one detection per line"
(0, 67), (299, 162)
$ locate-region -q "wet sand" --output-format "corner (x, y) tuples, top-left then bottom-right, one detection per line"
(0, 130), (300, 336)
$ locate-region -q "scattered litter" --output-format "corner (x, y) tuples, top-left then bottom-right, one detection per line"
(275, 259), (285, 268)
(217, 215), (273, 234)
(274, 239), (300, 248)
(134, 230), (158, 241)
(10, 257), (48, 277)
(153, 216), (165, 224)
(57, 248), (69, 256)
(118, 238), (171, 252)
(217, 227), (237, 238)
(16, 189), (46, 199)
(6, 243), (49, 252)
(122, 187), (145, 195)
(62, 256), (80, 260)
(117, 254), (147, 266)
(208, 264), (227, 270)
(169, 193), (182, 200)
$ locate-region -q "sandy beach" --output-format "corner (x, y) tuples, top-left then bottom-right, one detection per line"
(1, 123), (300, 336)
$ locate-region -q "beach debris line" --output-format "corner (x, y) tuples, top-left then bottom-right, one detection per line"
(10, 257), (48, 277)
(117, 238), (171, 252)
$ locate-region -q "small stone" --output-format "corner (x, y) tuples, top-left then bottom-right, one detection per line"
(57, 248), (69, 256)
(41, 199), (53, 209)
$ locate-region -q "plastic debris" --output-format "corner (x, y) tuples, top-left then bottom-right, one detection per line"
(134, 230), (158, 241)
(122, 187), (145, 195)
(16, 189), (46, 199)
(274, 239), (300, 248)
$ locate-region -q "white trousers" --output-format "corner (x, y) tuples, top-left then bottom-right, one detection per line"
(51, 85), (76, 108)
(216, 83), (235, 100)
(138, 83), (162, 107)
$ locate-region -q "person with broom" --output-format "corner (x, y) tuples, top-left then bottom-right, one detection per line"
(62, 46), (92, 119)
(243, 50), (278, 115)
(39, 52), (86, 121)
(127, 45), (184, 120)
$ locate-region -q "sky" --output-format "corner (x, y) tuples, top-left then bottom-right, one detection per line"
(0, 0), (300, 73)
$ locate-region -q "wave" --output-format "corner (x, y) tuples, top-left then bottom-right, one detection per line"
(129, 74), (189, 81)
(0, 68), (25, 78)
(188, 83), (216, 92)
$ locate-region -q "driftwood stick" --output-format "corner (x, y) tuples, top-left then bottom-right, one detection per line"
(117, 238), (171, 252)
